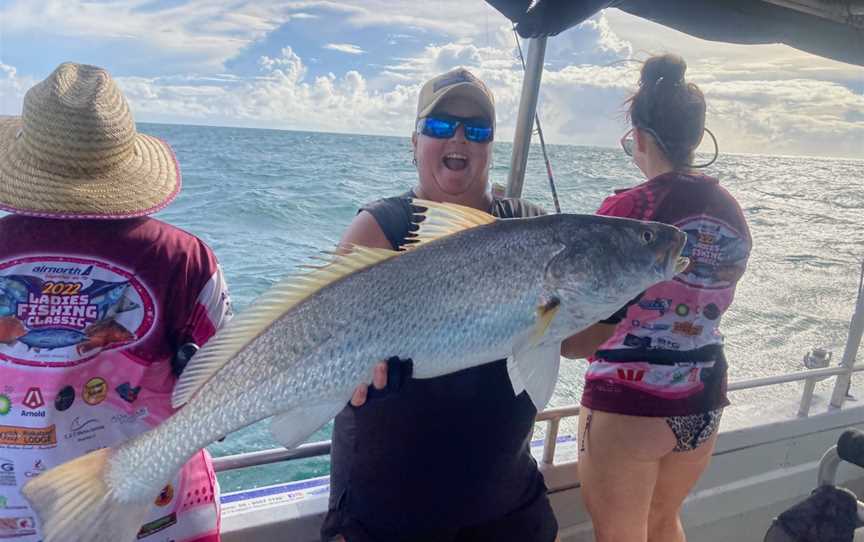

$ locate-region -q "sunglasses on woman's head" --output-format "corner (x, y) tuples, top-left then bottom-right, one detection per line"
(620, 129), (636, 156)
(417, 116), (494, 143)
(620, 126), (671, 157)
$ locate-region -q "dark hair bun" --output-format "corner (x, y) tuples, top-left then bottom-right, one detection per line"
(640, 54), (687, 87)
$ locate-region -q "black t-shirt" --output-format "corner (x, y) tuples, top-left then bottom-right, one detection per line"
(324, 193), (547, 535)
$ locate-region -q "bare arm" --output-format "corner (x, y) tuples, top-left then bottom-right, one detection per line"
(339, 210), (392, 251)
(560, 323), (617, 359)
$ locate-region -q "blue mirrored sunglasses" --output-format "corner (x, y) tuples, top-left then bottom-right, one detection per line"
(417, 116), (494, 143)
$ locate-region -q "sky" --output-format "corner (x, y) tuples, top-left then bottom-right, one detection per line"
(0, 0), (862, 159)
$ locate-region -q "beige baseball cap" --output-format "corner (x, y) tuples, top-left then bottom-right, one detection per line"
(416, 68), (495, 128)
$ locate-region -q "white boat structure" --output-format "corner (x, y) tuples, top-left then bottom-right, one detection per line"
(212, 1), (864, 540)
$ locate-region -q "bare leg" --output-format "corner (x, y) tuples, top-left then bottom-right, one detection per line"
(577, 409), (676, 542)
(647, 432), (718, 542)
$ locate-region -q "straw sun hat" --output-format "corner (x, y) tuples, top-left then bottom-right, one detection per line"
(0, 62), (180, 219)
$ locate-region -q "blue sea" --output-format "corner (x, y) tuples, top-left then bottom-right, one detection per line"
(140, 122), (864, 493)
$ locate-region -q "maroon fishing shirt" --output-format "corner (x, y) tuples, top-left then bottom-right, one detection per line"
(0, 215), (231, 542)
(581, 172), (752, 417)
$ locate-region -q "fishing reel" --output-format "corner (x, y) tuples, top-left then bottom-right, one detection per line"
(804, 347), (832, 371)
(803, 347), (854, 399)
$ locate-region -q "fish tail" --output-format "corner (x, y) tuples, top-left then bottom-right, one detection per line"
(22, 447), (151, 542)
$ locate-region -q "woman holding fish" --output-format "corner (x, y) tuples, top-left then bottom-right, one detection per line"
(577, 54), (752, 542)
(322, 67), (625, 542)
(0, 63), (231, 542)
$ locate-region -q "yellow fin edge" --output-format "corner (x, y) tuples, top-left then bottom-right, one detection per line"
(407, 198), (497, 248)
(171, 243), (400, 408)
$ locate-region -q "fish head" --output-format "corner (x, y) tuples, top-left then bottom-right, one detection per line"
(543, 215), (687, 323)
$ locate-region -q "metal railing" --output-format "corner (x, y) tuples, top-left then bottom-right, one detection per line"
(213, 361), (864, 473)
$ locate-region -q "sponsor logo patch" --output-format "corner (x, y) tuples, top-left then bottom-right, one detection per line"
(64, 417), (106, 443)
(0, 457), (14, 486)
(0, 424), (57, 447)
(137, 513), (177, 538)
(83, 377), (108, 405)
(21, 387), (44, 410)
(155, 484), (174, 507)
(0, 516), (37, 538)
(24, 459), (46, 478)
(115, 382), (141, 403)
(55, 385), (75, 411)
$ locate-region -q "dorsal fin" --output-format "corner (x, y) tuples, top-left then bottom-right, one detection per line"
(408, 198), (497, 248)
(171, 244), (400, 408)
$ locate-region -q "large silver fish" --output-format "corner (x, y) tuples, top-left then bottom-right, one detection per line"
(22, 200), (687, 542)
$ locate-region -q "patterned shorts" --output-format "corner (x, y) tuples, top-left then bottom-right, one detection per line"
(666, 409), (724, 452)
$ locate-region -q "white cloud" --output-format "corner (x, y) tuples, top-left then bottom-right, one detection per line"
(0, 61), (34, 116)
(285, 1), (501, 37)
(323, 43), (366, 55)
(699, 79), (864, 158)
(71, 34), (861, 159)
(0, 1), (306, 71)
(0, 1), (504, 72)
(590, 15), (633, 58)
(113, 47), (417, 136)
(1, 4), (860, 158)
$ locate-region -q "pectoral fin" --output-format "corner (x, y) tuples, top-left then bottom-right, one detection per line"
(532, 296), (560, 345)
(506, 296), (563, 409)
(506, 342), (561, 411)
(269, 400), (346, 449)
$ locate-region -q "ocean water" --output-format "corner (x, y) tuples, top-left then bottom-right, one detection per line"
(140, 123), (864, 492)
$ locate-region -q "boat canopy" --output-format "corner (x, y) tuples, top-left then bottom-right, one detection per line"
(486, 0), (864, 66)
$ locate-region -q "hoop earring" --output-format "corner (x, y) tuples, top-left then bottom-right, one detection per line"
(692, 128), (719, 168)
(412, 156), (417, 167)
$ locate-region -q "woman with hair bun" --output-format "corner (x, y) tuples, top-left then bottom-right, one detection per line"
(577, 54), (752, 542)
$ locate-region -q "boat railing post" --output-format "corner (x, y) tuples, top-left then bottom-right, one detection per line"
(830, 262), (864, 409)
(798, 377), (818, 417)
(799, 348), (832, 417)
(505, 36), (547, 199)
(542, 417), (559, 466)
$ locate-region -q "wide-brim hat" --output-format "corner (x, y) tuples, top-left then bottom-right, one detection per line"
(0, 62), (180, 219)
(416, 67), (495, 128)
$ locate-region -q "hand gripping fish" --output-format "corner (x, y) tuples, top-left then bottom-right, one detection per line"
(22, 200), (688, 542)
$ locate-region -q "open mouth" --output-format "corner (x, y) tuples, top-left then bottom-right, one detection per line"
(443, 152), (468, 171)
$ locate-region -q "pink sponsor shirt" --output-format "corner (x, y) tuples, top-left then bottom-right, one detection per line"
(581, 172), (751, 417)
(0, 215), (230, 542)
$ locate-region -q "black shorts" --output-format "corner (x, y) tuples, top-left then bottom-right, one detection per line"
(321, 480), (558, 542)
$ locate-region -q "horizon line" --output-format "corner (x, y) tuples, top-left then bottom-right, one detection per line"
(135, 119), (863, 163)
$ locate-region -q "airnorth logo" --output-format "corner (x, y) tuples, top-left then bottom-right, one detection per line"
(22, 388), (44, 410)
(31, 265), (93, 276)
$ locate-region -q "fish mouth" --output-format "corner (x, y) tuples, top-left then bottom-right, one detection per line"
(656, 252), (688, 278)
(655, 229), (688, 278)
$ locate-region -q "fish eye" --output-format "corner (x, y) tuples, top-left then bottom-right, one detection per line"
(640, 229), (654, 244)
